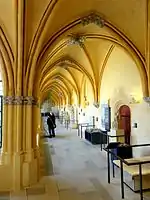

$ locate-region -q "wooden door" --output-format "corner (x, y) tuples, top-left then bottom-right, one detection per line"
(118, 105), (131, 145)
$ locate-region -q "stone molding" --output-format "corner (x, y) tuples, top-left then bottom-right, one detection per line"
(3, 96), (37, 105)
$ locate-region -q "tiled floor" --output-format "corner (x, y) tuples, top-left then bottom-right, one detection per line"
(4, 120), (150, 199)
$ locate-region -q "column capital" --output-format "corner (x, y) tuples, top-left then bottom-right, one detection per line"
(3, 96), (38, 105)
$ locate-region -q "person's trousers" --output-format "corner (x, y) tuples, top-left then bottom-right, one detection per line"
(48, 127), (55, 137)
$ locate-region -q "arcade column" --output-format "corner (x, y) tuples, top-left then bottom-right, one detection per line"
(0, 96), (41, 191)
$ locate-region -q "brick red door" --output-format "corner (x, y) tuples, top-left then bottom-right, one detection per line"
(118, 105), (131, 144)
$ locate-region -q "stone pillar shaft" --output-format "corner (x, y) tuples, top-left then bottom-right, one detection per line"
(2, 96), (41, 191)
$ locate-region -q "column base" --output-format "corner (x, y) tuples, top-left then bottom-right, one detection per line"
(0, 148), (41, 191)
(0, 164), (12, 191)
(22, 148), (41, 187)
(71, 123), (78, 129)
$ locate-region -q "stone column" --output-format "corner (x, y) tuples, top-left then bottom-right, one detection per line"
(2, 97), (16, 165)
(22, 96), (41, 188)
(1, 96), (41, 191)
(146, 0), (150, 93)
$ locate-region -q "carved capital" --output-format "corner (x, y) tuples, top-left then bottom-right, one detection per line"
(23, 96), (37, 105)
(3, 96), (37, 105)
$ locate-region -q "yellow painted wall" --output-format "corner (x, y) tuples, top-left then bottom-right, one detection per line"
(131, 102), (150, 157)
(86, 78), (94, 105)
(99, 46), (150, 157)
(100, 46), (143, 103)
(72, 90), (78, 105)
(80, 77), (94, 107)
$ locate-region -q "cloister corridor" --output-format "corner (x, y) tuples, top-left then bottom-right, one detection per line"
(2, 119), (148, 200)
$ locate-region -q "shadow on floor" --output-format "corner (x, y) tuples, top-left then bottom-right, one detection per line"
(41, 135), (50, 138)
(55, 134), (72, 139)
(41, 134), (71, 139)
(42, 138), (54, 176)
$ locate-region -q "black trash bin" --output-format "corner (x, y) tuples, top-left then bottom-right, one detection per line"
(106, 142), (121, 161)
(117, 144), (133, 159)
(106, 142), (132, 161)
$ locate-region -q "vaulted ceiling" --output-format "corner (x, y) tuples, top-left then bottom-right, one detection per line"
(0, 0), (148, 105)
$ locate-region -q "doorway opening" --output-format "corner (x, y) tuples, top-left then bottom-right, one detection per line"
(117, 105), (131, 145)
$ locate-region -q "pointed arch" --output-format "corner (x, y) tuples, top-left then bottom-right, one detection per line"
(0, 26), (14, 95)
(29, 12), (148, 98)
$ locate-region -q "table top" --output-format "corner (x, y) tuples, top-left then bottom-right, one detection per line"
(113, 157), (150, 176)
(85, 129), (100, 133)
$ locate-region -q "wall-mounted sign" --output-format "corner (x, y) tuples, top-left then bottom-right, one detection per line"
(101, 103), (111, 131)
(104, 106), (111, 131)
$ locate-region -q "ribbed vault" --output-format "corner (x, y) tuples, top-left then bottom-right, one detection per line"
(0, 0), (148, 105)
(35, 22), (148, 105)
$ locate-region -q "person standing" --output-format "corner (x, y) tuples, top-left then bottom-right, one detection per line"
(51, 112), (56, 137)
(47, 112), (56, 137)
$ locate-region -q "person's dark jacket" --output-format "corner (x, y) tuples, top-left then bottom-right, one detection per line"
(51, 113), (56, 125)
(47, 113), (56, 129)
(47, 116), (53, 129)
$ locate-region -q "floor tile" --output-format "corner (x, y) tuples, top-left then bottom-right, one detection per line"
(59, 189), (82, 200)
(27, 194), (49, 200)
(9, 119), (149, 200)
(10, 191), (27, 200)
(27, 186), (45, 195)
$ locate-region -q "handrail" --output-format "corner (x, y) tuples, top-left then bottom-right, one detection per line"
(99, 131), (124, 138)
(99, 131), (125, 151)
(77, 123), (90, 137)
(104, 143), (150, 166)
(80, 124), (95, 138)
(78, 123), (89, 125)
(103, 143), (150, 200)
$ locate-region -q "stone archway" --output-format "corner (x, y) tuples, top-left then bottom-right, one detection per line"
(110, 91), (130, 129)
